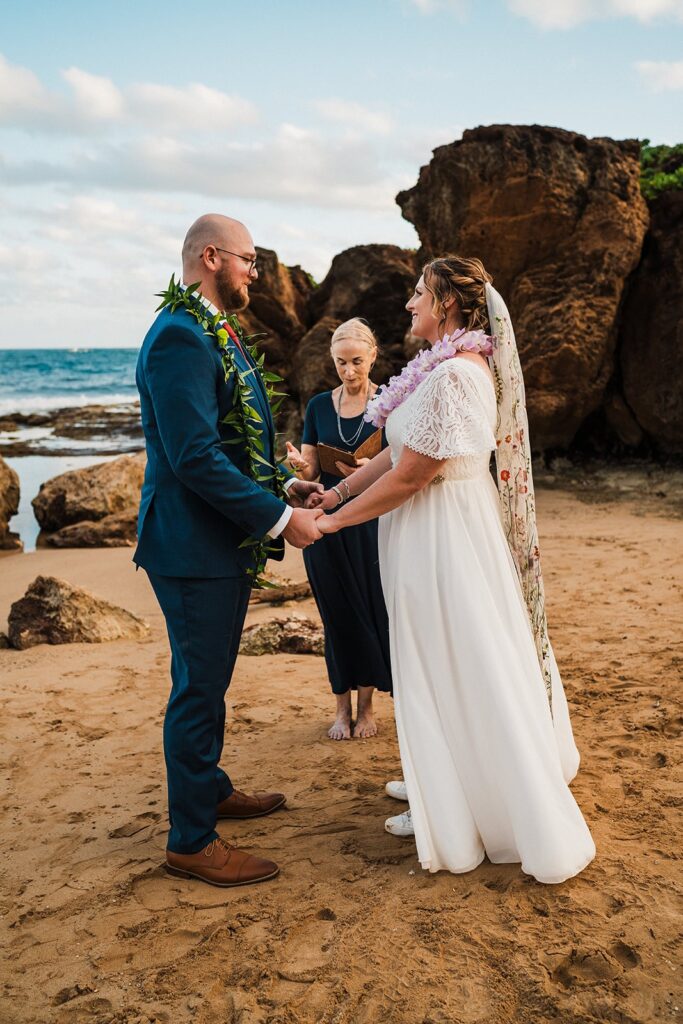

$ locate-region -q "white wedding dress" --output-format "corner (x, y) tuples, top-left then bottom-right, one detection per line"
(378, 357), (595, 884)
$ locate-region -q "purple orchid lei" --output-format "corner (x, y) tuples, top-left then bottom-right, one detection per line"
(365, 328), (495, 429)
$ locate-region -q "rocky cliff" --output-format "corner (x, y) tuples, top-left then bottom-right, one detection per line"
(396, 124), (650, 450)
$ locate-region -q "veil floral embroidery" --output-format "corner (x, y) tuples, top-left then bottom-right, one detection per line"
(486, 283), (553, 709)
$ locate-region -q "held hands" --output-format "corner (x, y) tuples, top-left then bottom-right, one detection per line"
(286, 478), (324, 508)
(282, 507), (325, 549)
(334, 456), (369, 478)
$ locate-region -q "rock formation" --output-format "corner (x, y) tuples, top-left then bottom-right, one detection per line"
(396, 125), (649, 449)
(239, 247), (314, 382)
(239, 615), (324, 656)
(32, 452), (145, 544)
(7, 575), (149, 650)
(40, 511), (138, 548)
(0, 455), (22, 551)
(303, 245), (419, 405)
(618, 188), (683, 454)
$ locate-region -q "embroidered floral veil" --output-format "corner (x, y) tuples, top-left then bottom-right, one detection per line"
(485, 283), (553, 709)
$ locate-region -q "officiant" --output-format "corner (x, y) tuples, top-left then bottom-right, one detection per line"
(286, 319), (392, 740)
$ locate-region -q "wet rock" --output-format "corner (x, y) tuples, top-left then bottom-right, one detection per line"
(32, 452), (145, 534)
(0, 455), (22, 551)
(39, 511), (138, 549)
(7, 575), (149, 650)
(397, 124), (648, 449)
(0, 403), (142, 457)
(239, 615), (324, 656)
(619, 189), (683, 454)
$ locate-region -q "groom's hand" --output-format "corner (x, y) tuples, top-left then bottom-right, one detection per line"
(286, 479), (324, 508)
(282, 508), (324, 549)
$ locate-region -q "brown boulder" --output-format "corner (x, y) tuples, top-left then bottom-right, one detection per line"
(397, 125), (649, 449)
(7, 575), (149, 650)
(619, 189), (683, 453)
(32, 452), (145, 534)
(40, 511), (138, 548)
(290, 316), (342, 412)
(305, 244), (419, 395)
(0, 455), (22, 551)
(239, 246), (313, 378)
(239, 615), (324, 656)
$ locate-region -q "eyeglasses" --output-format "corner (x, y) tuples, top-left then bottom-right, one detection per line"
(212, 247), (258, 273)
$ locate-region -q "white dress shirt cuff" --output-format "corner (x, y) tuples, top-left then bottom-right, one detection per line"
(267, 503), (293, 539)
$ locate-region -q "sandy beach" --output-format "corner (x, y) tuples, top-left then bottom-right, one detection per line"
(1, 486), (681, 1024)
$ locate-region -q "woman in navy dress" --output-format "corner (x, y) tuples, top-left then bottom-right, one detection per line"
(286, 319), (392, 739)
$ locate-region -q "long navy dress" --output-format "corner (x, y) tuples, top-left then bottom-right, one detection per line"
(302, 391), (393, 696)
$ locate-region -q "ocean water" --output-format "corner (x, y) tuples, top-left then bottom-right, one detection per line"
(0, 348), (141, 552)
(0, 347), (138, 415)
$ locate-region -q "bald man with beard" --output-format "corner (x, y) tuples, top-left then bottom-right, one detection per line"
(134, 215), (323, 888)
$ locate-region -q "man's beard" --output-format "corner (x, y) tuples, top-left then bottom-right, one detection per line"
(215, 266), (249, 313)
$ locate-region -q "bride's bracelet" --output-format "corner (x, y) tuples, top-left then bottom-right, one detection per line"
(339, 479), (352, 501)
(331, 485), (345, 506)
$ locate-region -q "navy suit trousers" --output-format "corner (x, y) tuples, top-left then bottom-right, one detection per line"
(146, 571), (251, 854)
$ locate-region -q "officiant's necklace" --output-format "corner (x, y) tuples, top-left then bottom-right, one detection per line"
(336, 383), (371, 446)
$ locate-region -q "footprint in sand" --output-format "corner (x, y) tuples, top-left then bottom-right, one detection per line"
(108, 811), (161, 838)
(548, 948), (622, 988)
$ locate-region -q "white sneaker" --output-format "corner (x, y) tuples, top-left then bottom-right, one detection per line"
(385, 780), (408, 801)
(385, 809), (414, 837)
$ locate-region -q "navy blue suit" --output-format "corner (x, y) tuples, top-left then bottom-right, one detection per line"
(135, 304), (289, 853)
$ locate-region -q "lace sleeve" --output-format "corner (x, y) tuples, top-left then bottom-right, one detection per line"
(402, 360), (496, 460)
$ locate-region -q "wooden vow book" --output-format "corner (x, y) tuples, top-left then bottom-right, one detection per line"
(316, 429), (382, 476)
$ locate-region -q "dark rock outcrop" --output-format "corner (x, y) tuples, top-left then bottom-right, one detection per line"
(240, 247), (314, 379)
(32, 452), (145, 544)
(39, 511), (138, 549)
(619, 189), (683, 454)
(304, 244), (419, 401)
(239, 615), (324, 656)
(397, 125), (649, 449)
(7, 576), (149, 650)
(0, 455), (22, 551)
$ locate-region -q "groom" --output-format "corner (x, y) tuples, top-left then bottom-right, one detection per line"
(135, 214), (323, 887)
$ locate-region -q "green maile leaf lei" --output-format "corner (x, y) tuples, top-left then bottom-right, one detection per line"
(155, 274), (289, 588)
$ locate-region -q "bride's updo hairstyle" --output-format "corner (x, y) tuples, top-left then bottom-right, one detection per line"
(330, 317), (379, 362)
(423, 255), (493, 334)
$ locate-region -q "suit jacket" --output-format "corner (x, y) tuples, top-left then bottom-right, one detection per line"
(134, 304), (289, 578)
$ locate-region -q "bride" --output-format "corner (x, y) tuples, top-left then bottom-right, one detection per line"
(314, 255), (595, 884)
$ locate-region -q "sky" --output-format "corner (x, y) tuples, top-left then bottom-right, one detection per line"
(0, 0), (681, 348)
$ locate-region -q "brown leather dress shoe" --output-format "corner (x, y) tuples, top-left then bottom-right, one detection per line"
(216, 789), (287, 820)
(165, 837), (279, 887)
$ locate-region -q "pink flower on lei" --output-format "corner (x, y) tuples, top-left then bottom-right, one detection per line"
(365, 328), (495, 429)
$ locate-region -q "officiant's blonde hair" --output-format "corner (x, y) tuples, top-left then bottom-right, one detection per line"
(330, 318), (379, 355)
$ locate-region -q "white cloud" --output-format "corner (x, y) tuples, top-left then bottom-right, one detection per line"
(0, 119), (418, 212)
(62, 68), (125, 120)
(507, 0), (683, 28)
(635, 58), (683, 89)
(315, 99), (394, 136)
(0, 53), (55, 122)
(0, 54), (257, 135)
(129, 82), (257, 131)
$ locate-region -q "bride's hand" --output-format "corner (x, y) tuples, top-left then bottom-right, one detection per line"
(318, 514), (340, 534)
(335, 457), (369, 478)
(286, 441), (310, 474)
(318, 489), (343, 512)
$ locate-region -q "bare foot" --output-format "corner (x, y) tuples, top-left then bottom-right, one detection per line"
(353, 712), (378, 738)
(328, 713), (352, 740)
(354, 685), (378, 738)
